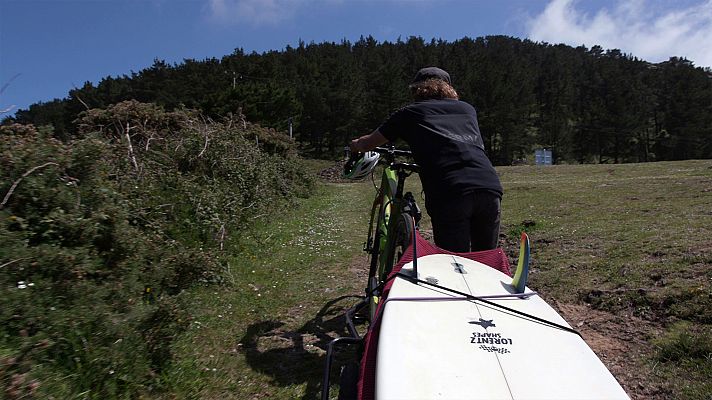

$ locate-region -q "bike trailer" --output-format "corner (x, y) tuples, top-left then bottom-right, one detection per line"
(327, 231), (629, 400)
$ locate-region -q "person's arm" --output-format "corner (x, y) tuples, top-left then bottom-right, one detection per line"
(350, 129), (388, 153)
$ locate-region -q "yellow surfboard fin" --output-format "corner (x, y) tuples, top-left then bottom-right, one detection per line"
(511, 232), (530, 294)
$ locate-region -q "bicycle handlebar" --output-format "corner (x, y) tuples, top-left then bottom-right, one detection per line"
(344, 144), (419, 175)
(372, 146), (418, 172)
(372, 146), (412, 158)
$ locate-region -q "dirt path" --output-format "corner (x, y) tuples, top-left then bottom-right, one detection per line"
(555, 303), (669, 399)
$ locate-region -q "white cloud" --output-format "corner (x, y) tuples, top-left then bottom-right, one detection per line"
(207, 0), (302, 26)
(527, 0), (712, 67)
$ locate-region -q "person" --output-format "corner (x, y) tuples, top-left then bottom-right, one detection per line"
(349, 67), (503, 252)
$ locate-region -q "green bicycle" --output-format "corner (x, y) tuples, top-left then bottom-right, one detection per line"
(344, 145), (421, 320)
(321, 145), (422, 400)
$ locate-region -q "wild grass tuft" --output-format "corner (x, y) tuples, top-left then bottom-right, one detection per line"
(654, 323), (712, 363)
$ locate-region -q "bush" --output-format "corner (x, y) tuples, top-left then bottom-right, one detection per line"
(0, 103), (314, 398)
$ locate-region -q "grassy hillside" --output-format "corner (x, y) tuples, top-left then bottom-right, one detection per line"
(164, 159), (712, 399)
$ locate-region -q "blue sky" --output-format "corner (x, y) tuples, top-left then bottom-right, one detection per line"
(2, 0), (711, 116)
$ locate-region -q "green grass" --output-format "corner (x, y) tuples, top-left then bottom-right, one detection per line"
(163, 159), (712, 399)
(652, 322), (712, 398)
(162, 177), (377, 399)
(500, 161), (712, 301)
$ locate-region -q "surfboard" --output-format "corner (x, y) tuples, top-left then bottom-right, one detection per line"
(374, 253), (629, 400)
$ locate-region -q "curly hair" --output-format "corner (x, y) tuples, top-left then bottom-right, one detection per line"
(410, 78), (459, 101)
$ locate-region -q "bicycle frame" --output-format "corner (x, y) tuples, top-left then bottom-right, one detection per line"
(365, 167), (401, 279)
(363, 146), (420, 319)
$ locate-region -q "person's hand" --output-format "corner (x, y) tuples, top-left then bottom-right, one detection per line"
(349, 138), (362, 153)
(349, 130), (386, 153)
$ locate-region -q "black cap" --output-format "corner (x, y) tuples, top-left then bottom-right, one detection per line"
(411, 67), (451, 85)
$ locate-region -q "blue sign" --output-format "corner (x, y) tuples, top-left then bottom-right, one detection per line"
(535, 149), (553, 165)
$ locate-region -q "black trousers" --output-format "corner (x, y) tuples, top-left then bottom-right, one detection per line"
(427, 190), (501, 252)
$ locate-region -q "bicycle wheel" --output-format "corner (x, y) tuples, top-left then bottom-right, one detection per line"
(366, 207), (384, 321)
(383, 212), (414, 278)
(394, 212), (414, 261)
(337, 361), (359, 400)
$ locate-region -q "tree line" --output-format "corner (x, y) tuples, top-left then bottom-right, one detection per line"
(4, 35), (712, 164)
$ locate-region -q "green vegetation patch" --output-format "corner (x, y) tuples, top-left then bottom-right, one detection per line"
(0, 102), (313, 399)
(655, 323), (712, 362)
(651, 322), (712, 398)
(499, 162), (712, 316)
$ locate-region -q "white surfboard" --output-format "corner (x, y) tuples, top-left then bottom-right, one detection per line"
(375, 254), (629, 400)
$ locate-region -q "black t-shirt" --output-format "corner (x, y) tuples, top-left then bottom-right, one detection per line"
(378, 99), (503, 203)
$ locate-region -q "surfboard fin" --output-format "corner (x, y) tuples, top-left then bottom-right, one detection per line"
(511, 232), (530, 294)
